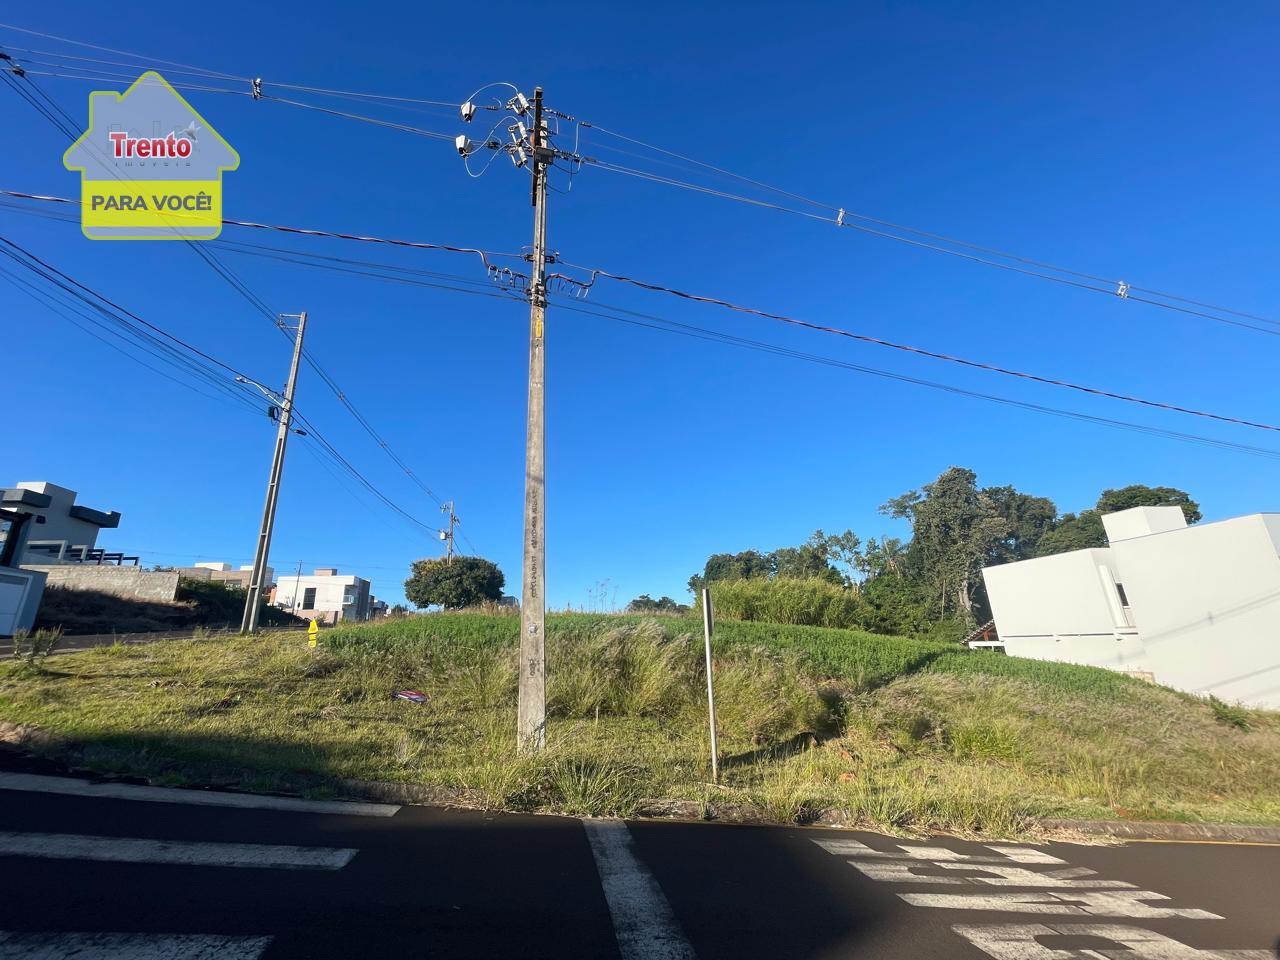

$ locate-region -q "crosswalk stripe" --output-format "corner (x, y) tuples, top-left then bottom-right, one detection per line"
(583, 820), (696, 960)
(0, 931), (272, 959)
(900, 891), (1222, 919)
(0, 831), (357, 870)
(0, 772), (399, 817)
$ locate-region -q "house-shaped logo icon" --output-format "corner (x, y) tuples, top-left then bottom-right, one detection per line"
(63, 71), (239, 240)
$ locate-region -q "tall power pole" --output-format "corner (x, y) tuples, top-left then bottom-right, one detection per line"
(517, 87), (549, 753)
(241, 311), (307, 634)
(441, 500), (458, 563)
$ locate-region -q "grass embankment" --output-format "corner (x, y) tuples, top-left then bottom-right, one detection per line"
(1, 613), (1277, 836)
(34, 580), (302, 635)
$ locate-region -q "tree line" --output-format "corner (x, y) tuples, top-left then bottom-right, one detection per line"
(676, 467), (1200, 635)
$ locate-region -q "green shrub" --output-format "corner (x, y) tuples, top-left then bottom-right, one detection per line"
(1209, 695), (1251, 731)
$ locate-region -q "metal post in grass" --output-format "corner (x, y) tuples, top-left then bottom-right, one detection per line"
(701, 587), (720, 784)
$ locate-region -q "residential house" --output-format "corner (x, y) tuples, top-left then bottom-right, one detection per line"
(273, 568), (372, 624)
(982, 506), (1280, 710)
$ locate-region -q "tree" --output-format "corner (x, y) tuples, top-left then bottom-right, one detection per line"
(627, 594), (689, 614)
(1037, 484), (1200, 557)
(1036, 510), (1106, 555)
(884, 467), (1007, 619)
(1097, 484), (1201, 524)
(810, 528), (863, 584)
(983, 485), (1057, 564)
(404, 557), (505, 610)
(772, 544), (843, 583)
(688, 541), (843, 596)
(861, 536), (907, 578)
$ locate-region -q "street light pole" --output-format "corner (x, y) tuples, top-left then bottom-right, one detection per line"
(241, 311), (307, 634)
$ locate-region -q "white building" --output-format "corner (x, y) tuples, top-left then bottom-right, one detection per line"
(272, 567), (372, 624)
(0, 481), (124, 564)
(982, 506), (1280, 710)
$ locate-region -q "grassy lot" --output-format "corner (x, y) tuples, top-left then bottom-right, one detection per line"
(1, 612), (1277, 836)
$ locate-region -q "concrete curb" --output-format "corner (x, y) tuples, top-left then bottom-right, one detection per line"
(4, 729), (1278, 842)
(1038, 817), (1280, 843)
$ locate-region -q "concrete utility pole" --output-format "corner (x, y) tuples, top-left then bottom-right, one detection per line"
(441, 500), (458, 563)
(518, 87), (549, 754)
(240, 311), (307, 634)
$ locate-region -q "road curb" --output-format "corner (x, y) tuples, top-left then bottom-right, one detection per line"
(4, 730), (1278, 842)
(1037, 817), (1280, 843)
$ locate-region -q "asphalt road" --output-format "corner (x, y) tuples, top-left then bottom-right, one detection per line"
(0, 754), (1275, 959)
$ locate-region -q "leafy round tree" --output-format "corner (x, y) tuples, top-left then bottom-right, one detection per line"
(404, 557), (505, 610)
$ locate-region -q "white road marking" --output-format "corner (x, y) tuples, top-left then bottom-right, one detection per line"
(811, 838), (1066, 864)
(0, 831), (356, 870)
(0, 772), (399, 817)
(952, 922), (1272, 959)
(0, 931), (272, 959)
(847, 860), (1134, 888)
(984, 845), (1069, 864)
(901, 891), (1222, 919)
(582, 820), (696, 960)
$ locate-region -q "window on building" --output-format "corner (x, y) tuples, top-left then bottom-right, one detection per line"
(1115, 582), (1130, 607)
(302, 587), (317, 610)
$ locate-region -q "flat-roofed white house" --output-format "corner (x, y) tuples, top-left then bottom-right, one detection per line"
(272, 567), (372, 624)
(982, 506), (1280, 709)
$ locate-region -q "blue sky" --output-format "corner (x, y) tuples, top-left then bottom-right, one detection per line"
(4, 2), (1279, 608)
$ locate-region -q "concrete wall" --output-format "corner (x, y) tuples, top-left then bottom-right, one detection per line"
(983, 547), (1147, 676)
(1109, 513), (1280, 709)
(23, 565), (180, 602)
(982, 509), (1280, 710)
(984, 548), (1130, 639)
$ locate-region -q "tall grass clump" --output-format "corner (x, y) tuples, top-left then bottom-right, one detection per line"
(547, 620), (698, 718)
(707, 578), (869, 630)
(713, 648), (830, 743)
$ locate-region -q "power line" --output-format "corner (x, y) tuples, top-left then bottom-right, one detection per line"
(290, 408), (444, 538)
(1, 234), (446, 547)
(550, 294), (1280, 462)
(0, 25), (460, 111)
(0, 189), (525, 264)
(299, 347), (446, 507)
(0, 263), (265, 415)
(6, 188), (1275, 438)
(0, 22), (244, 80)
(8, 24), (1271, 337)
(0, 235), (268, 387)
(554, 262), (1280, 434)
(0, 72), (461, 532)
(569, 120), (1280, 335)
(112, 545), (418, 573)
(255, 94), (456, 142)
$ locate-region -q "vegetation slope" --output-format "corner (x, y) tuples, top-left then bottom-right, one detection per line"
(1, 612), (1275, 836)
